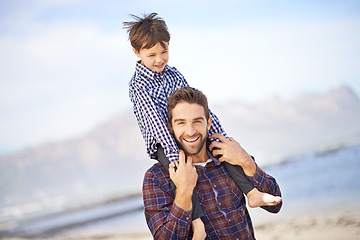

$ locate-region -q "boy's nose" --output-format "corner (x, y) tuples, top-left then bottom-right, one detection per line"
(155, 56), (163, 63)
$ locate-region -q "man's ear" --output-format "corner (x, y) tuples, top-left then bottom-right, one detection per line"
(133, 47), (140, 58)
(168, 122), (173, 133)
(207, 116), (212, 131)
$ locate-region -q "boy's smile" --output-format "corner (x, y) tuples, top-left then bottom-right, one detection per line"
(134, 42), (169, 73)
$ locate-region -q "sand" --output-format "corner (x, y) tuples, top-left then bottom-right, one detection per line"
(253, 211), (360, 240)
(3, 208), (360, 240)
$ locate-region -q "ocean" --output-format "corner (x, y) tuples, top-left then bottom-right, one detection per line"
(1, 144), (360, 238)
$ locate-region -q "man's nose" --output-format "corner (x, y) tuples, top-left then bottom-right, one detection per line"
(185, 124), (196, 136)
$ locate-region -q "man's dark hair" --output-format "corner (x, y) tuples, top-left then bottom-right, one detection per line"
(167, 87), (210, 125)
(123, 12), (170, 52)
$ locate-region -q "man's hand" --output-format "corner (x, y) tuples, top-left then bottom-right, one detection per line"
(209, 133), (256, 177)
(169, 150), (198, 211)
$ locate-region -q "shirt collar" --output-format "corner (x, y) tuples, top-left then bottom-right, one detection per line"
(206, 138), (221, 165)
(207, 149), (221, 165)
(193, 158), (212, 167)
(192, 151), (220, 168)
(135, 60), (170, 80)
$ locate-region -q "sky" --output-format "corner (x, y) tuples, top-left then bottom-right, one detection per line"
(0, 0), (359, 155)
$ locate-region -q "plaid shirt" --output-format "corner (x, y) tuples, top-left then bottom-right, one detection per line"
(143, 151), (282, 239)
(129, 61), (227, 163)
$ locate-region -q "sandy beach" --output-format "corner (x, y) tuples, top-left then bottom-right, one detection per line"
(253, 211), (360, 240)
(3, 208), (360, 240)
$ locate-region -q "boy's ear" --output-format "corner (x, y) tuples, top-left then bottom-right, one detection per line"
(133, 47), (140, 57)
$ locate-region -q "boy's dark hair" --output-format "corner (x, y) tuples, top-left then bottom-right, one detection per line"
(167, 87), (210, 125)
(123, 13), (170, 52)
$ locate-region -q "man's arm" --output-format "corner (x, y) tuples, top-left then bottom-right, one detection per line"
(209, 133), (256, 176)
(143, 151), (198, 239)
(209, 133), (282, 213)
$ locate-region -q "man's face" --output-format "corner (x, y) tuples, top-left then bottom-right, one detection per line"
(169, 101), (212, 158)
(134, 42), (169, 73)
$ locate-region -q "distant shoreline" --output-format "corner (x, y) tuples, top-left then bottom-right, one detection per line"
(263, 141), (360, 169)
(0, 193), (143, 239)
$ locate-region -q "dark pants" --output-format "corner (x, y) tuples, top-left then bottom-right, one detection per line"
(156, 144), (255, 220)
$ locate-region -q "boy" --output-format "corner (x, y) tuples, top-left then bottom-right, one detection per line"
(123, 13), (282, 240)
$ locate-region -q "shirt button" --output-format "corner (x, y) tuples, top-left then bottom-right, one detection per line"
(218, 202), (222, 206)
(186, 217), (189, 220)
(213, 184), (217, 188)
(228, 218), (231, 222)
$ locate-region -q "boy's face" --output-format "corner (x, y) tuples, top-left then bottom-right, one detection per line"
(134, 42), (169, 73)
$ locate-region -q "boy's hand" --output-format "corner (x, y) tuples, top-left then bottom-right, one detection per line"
(209, 133), (256, 176)
(169, 150), (198, 211)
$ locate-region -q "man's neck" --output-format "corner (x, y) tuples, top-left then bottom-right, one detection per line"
(189, 147), (211, 163)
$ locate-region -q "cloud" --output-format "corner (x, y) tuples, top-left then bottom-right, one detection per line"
(0, 19), (135, 151)
(170, 17), (360, 103)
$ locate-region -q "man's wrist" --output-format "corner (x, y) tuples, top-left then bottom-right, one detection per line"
(176, 186), (194, 194)
(241, 155), (257, 177)
(174, 188), (193, 212)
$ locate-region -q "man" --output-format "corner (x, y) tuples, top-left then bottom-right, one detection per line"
(142, 86), (282, 239)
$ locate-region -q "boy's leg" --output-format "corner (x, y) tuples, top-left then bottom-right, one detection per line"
(156, 144), (204, 219)
(222, 161), (255, 194)
(206, 138), (255, 194)
(223, 161), (282, 208)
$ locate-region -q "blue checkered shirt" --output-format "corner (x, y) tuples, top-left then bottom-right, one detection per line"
(129, 61), (227, 163)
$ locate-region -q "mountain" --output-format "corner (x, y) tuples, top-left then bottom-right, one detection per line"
(0, 113), (153, 223)
(212, 85), (360, 163)
(1, 85), (360, 222)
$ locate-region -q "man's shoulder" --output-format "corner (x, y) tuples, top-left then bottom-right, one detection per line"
(145, 162), (168, 179)
(143, 163), (172, 192)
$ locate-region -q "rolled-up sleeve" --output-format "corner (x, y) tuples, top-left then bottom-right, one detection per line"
(247, 164), (283, 213)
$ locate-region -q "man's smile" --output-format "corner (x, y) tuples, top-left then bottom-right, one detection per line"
(183, 136), (200, 143)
